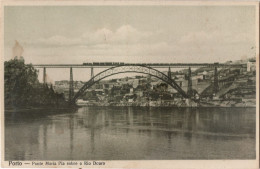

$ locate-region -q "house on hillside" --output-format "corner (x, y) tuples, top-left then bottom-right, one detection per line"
(247, 61), (256, 72)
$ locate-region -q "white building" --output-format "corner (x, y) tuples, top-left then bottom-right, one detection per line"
(247, 61), (256, 72)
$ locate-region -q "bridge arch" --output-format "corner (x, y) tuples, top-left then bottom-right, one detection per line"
(71, 65), (188, 103)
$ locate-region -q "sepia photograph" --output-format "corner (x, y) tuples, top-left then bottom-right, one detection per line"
(1, 1), (259, 168)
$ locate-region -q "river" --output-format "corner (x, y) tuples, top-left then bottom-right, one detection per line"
(5, 107), (256, 160)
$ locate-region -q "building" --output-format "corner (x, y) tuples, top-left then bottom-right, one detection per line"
(247, 61), (256, 72)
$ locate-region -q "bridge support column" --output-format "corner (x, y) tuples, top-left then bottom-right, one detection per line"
(91, 66), (94, 78)
(214, 67), (219, 94)
(43, 67), (46, 84)
(168, 67), (172, 80)
(187, 67), (193, 97)
(69, 67), (74, 102)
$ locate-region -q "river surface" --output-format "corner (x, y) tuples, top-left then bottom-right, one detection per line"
(5, 107), (256, 160)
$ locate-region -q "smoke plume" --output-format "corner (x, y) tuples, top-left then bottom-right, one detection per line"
(12, 40), (24, 59)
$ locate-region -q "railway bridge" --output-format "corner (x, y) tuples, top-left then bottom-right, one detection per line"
(33, 62), (245, 104)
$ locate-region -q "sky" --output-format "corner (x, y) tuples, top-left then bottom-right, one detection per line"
(4, 5), (257, 82)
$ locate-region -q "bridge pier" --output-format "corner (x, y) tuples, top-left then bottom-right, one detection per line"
(43, 67), (46, 84)
(69, 67), (74, 102)
(91, 66), (94, 78)
(168, 67), (172, 79)
(187, 67), (193, 97)
(213, 66), (219, 94)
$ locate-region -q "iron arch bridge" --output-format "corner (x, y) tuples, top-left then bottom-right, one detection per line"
(71, 65), (189, 103)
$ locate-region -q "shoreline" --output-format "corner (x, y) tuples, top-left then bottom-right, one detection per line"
(76, 100), (256, 108)
(4, 102), (256, 113)
(4, 105), (255, 112)
(77, 104), (256, 108)
(4, 106), (78, 113)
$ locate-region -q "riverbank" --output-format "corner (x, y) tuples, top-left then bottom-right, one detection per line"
(4, 104), (79, 114)
(4, 98), (256, 113)
(77, 105), (256, 108)
(200, 99), (256, 107)
(76, 99), (256, 108)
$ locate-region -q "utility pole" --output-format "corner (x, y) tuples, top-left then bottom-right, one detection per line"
(69, 67), (74, 102)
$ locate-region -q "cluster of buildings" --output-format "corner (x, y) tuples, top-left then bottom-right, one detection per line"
(52, 59), (256, 106)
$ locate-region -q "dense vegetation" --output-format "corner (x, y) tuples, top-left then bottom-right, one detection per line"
(4, 59), (68, 109)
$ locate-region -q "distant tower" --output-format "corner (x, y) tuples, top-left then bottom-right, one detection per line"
(69, 67), (74, 101)
(168, 67), (172, 80)
(213, 67), (219, 94)
(187, 67), (193, 97)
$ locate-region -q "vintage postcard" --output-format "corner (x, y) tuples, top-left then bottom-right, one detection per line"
(1, 1), (259, 169)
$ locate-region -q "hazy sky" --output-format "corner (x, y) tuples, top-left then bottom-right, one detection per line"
(4, 5), (257, 81)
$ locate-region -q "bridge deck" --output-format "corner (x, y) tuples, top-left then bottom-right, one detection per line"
(33, 63), (245, 68)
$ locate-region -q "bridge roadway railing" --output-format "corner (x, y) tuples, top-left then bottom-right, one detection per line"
(33, 63), (245, 68)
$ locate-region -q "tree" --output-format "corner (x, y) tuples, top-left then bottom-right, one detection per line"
(4, 59), (67, 108)
(5, 59), (39, 107)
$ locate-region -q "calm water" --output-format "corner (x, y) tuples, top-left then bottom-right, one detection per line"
(5, 107), (256, 160)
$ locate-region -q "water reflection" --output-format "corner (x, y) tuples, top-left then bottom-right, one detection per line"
(5, 107), (256, 160)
